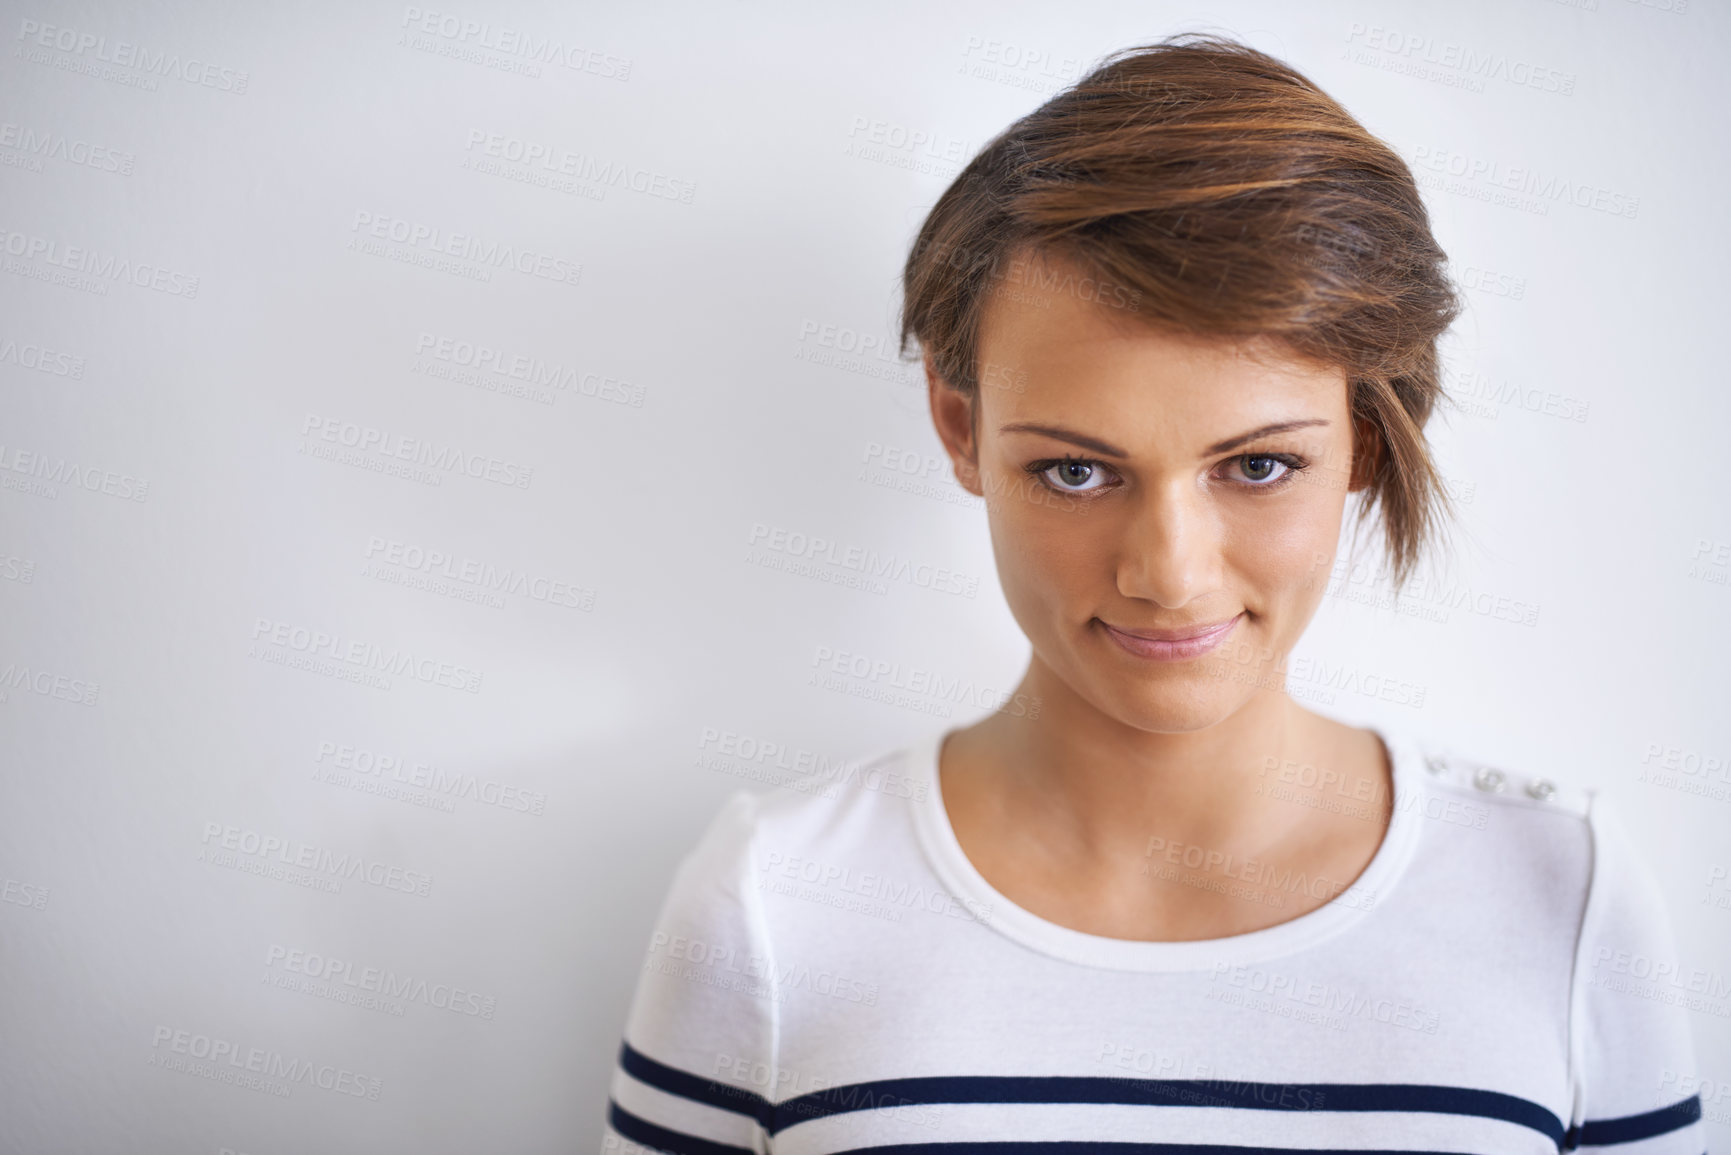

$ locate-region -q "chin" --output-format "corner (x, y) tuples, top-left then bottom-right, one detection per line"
(1118, 692), (1245, 735)
(1080, 665), (1251, 734)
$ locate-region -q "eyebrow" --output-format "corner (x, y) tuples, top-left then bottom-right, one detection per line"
(997, 419), (1331, 458)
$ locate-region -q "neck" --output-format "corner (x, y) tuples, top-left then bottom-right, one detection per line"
(971, 655), (1350, 866)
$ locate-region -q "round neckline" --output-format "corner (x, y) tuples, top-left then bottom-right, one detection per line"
(909, 722), (1427, 972)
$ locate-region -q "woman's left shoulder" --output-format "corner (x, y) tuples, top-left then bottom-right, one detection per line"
(1390, 729), (1612, 895)
(1394, 729), (1678, 910)
(1399, 730), (1594, 821)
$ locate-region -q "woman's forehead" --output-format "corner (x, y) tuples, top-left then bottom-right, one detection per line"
(982, 312), (1343, 412)
(978, 255), (1332, 375)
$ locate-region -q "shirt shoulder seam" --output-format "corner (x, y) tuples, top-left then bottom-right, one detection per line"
(1563, 785), (1605, 1129)
(733, 788), (782, 1138)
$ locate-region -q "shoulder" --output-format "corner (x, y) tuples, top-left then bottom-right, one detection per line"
(669, 736), (932, 903)
(1392, 734), (1634, 943)
(1408, 735), (1664, 867)
(1405, 736), (1596, 868)
(1400, 734), (1674, 943)
(1410, 738), (1592, 820)
(734, 736), (930, 850)
(609, 737), (938, 1149)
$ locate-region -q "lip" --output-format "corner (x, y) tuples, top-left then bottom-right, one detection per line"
(1098, 613), (1242, 661)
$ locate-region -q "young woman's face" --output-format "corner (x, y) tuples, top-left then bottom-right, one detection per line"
(930, 252), (1369, 734)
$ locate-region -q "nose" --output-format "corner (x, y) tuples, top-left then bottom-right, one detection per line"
(1115, 478), (1222, 609)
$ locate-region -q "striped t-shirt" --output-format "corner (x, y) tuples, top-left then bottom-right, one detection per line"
(600, 723), (1707, 1154)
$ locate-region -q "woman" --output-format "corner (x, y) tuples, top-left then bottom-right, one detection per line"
(600, 33), (1704, 1154)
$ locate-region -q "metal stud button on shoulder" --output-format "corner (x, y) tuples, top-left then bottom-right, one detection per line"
(1425, 756), (1450, 776)
(1473, 766), (1506, 793)
(1525, 778), (1556, 801)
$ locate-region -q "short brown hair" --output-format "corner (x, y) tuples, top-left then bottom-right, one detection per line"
(899, 32), (1463, 595)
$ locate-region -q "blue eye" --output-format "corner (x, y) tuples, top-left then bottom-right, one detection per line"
(1020, 452), (1310, 496)
(1234, 454), (1292, 485)
(1217, 452), (1312, 492)
(1033, 456), (1111, 492)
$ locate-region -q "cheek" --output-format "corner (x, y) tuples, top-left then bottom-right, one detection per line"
(985, 490), (1100, 608)
(1225, 484), (1345, 602)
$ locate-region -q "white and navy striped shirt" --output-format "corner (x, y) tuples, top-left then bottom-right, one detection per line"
(601, 724), (1706, 1154)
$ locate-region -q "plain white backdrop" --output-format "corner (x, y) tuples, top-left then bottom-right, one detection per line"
(2, 0), (1727, 1150)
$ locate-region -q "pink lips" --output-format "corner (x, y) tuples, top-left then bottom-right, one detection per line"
(1099, 613), (1242, 661)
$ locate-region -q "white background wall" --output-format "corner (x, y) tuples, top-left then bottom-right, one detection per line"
(2, 0), (1727, 1151)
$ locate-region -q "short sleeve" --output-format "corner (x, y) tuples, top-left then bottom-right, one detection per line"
(601, 790), (780, 1154)
(1567, 795), (1706, 1153)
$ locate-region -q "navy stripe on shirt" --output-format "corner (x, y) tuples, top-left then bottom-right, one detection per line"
(608, 1098), (756, 1155)
(771, 1075), (1562, 1142)
(819, 1145), (1476, 1155)
(618, 1039), (773, 1121)
(616, 1040), (1703, 1149)
(1564, 1092), (1703, 1148)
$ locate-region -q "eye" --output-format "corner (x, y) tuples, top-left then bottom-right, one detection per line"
(1221, 452), (1307, 489)
(1027, 455), (1114, 493)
